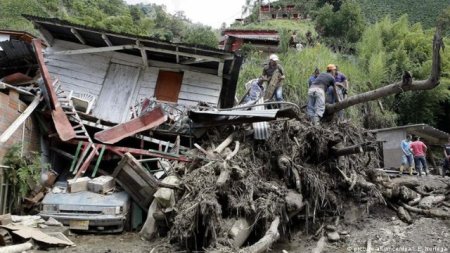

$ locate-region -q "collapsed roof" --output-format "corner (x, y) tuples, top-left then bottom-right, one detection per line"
(23, 15), (243, 108)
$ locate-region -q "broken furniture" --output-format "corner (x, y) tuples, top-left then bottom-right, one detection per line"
(71, 92), (96, 114)
(113, 153), (177, 210)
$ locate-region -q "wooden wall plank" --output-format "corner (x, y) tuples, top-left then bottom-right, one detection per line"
(93, 63), (140, 123)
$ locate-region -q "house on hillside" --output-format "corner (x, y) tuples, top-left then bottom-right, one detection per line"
(24, 15), (243, 128)
(260, 4), (300, 20)
(372, 124), (450, 169)
(219, 29), (279, 53)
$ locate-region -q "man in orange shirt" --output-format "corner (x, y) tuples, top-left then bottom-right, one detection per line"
(410, 136), (429, 176)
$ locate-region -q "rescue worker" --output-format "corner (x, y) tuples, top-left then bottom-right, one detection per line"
(400, 134), (414, 176)
(326, 65), (349, 121)
(241, 77), (265, 106)
(308, 67), (320, 87)
(262, 54), (285, 103)
(307, 64), (337, 125)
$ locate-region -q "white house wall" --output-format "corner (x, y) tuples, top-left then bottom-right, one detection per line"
(44, 39), (223, 122)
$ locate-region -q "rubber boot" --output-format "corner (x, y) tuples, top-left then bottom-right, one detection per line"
(409, 167), (414, 176)
(312, 116), (320, 126)
(399, 166), (404, 176)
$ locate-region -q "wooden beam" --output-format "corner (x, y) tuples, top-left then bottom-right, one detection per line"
(143, 46), (226, 62)
(101, 33), (113, 47)
(48, 44), (228, 63)
(180, 58), (213, 65)
(0, 93), (40, 144)
(136, 41), (148, 68)
(71, 28), (86, 45)
(0, 82), (35, 96)
(144, 59), (218, 75)
(95, 107), (167, 144)
(35, 24), (54, 46)
(32, 39), (59, 109)
(30, 19), (234, 58)
(49, 45), (137, 55)
(218, 60), (225, 77)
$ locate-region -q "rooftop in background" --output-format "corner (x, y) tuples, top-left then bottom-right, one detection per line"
(371, 124), (450, 144)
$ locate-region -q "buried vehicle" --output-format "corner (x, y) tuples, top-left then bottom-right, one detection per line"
(40, 189), (130, 233)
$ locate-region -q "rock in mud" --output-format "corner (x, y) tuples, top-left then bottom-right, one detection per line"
(325, 225), (337, 232)
(327, 231), (340, 242)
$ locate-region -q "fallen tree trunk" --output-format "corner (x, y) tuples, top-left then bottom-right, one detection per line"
(331, 145), (363, 157)
(326, 29), (442, 114)
(402, 203), (450, 218)
(239, 217), (280, 253)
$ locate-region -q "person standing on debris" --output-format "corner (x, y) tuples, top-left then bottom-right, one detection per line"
(308, 67), (320, 87)
(442, 137), (450, 177)
(241, 77), (265, 106)
(410, 136), (429, 176)
(400, 134), (414, 176)
(262, 54), (285, 102)
(307, 64), (337, 125)
(326, 65), (349, 104)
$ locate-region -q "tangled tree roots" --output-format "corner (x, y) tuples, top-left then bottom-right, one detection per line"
(147, 119), (450, 252)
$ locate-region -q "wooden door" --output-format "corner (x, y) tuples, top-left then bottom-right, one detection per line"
(93, 63), (140, 123)
(154, 70), (183, 102)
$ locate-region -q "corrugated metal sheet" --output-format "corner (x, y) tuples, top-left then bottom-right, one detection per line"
(252, 98), (270, 140)
(0, 40), (34, 63)
(371, 124), (450, 141)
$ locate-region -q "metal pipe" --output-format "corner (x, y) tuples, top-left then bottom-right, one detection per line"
(218, 101), (301, 111)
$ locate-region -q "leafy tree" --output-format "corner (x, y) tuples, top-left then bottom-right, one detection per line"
(182, 24), (219, 48)
(314, 1), (365, 51)
(316, 0), (343, 11)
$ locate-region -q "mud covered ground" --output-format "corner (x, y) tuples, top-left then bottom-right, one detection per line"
(42, 207), (449, 253)
(42, 173), (449, 253)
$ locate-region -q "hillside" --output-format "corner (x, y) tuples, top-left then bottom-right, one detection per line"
(231, 19), (316, 35)
(0, 0), (219, 47)
(359, 0), (450, 28)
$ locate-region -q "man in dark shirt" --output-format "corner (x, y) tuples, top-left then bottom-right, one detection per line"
(262, 54), (285, 102)
(308, 67), (320, 87)
(307, 64), (337, 124)
(443, 137), (450, 177)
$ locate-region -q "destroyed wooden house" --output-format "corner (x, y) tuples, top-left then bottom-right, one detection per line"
(0, 15), (297, 237)
(0, 16), (245, 217)
(24, 15), (244, 137)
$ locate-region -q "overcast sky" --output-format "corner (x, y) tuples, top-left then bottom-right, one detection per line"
(125, 0), (248, 28)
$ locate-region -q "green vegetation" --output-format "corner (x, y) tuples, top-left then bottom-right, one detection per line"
(359, 0), (450, 29)
(315, 0), (365, 51)
(0, 0), (218, 47)
(232, 19), (314, 32)
(3, 143), (47, 211)
(237, 9), (450, 129)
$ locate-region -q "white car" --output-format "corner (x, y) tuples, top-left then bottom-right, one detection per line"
(40, 190), (130, 233)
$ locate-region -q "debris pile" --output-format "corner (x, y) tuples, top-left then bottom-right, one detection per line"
(135, 121), (367, 251)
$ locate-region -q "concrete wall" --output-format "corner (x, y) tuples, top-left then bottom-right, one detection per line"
(376, 129), (406, 168)
(0, 91), (40, 163)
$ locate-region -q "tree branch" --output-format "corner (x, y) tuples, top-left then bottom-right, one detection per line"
(326, 29), (443, 114)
